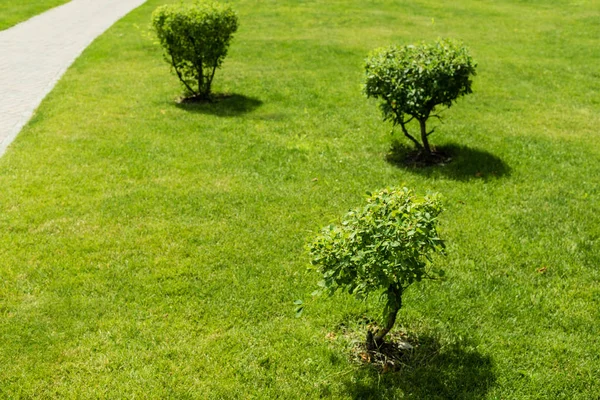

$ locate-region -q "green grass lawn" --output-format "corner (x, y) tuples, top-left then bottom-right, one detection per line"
(0, 0), (70, 31)
(1, 0), (599, 398)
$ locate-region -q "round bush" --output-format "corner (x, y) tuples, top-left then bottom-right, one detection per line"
(152, 2), (238, 100)
(364, 39), (477, 157)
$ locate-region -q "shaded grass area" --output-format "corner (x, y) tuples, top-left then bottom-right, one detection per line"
(346, 337), (496, 399)
(175, 93), (263, 116)
(0, 0), (599, 398)
(386, 141), (511, 181)
(0, 0), (70, 31)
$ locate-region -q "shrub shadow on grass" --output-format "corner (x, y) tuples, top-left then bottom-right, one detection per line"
(344, 335), (496, 399)
(175, 93), (262, 117)
(386, 141), (511, 181)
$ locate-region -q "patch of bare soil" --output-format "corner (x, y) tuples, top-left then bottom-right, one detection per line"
(352, 331), (415, 373)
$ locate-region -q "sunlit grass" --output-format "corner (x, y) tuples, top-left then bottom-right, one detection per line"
(0, 0), (69, 30)
(0, 0), (598, 398)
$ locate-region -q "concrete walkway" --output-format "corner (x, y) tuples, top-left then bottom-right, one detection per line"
(0, 0), (147, 157)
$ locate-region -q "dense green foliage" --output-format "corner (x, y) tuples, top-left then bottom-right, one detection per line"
(152, 1), (238, 99)
(309, 188), (445, 345)
(0, 0), (599, 398)
(0, 0), (69, 31)
(365, 39), (476, 156)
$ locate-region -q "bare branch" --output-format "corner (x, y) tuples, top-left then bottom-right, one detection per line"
(170, 54), (196, 95)
(205, 62), (219, 98)
(402, 115), (415, 125)
(399, 119), (423, 149)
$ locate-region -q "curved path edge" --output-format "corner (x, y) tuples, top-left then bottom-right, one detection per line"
(0, 0), (147, 157)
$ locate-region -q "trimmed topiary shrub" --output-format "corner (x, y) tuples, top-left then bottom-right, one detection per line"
(308, 188), (445, 348)
(152, 1), (238, 101)
(364, 38), (476, 160)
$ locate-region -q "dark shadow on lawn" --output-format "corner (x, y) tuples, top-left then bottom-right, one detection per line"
(344, 335), (496, 400)
(175, 93), (262, 117)
(386, 141), (511, 181)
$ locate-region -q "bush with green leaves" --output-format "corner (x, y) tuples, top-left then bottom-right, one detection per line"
(308, 188), (445, 348)
(152, 2), (238, 100)
(364, 39), (476, 158)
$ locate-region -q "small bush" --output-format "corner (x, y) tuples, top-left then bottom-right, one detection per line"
(152, 1), (238, 100)
(364, 39), (476, 159)
(308, 188), (445, 348)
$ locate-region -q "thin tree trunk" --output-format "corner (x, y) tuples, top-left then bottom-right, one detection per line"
(394, 110), (422, 150)
(399, 120), (423, 150)
(170, 55), (196, 95)
(419, 119), (431, 157)
(186, 35), (205, 99)
(419, 119), (432, 157)
(205, 63), (218, 99)
(367, 286), (403, 348)
(197, 63), (205, 98)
